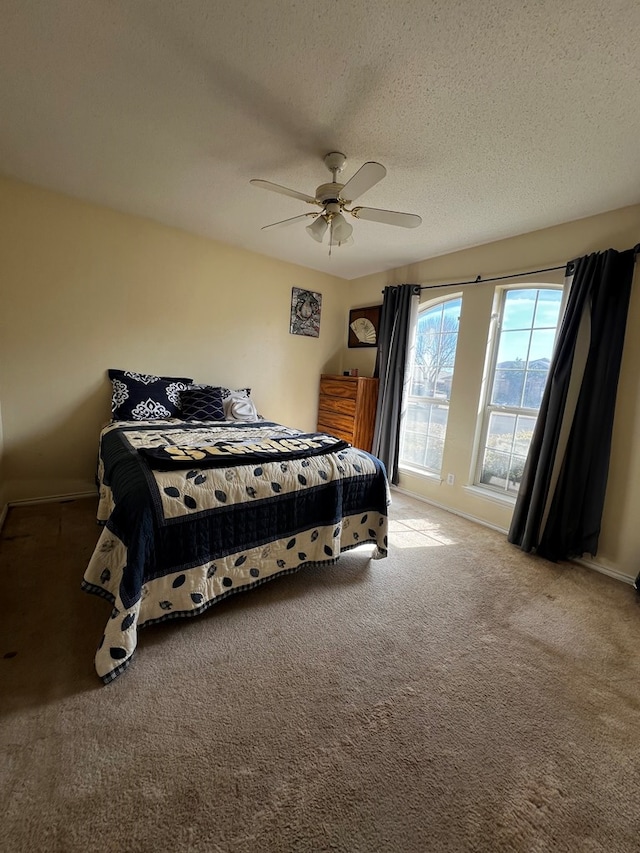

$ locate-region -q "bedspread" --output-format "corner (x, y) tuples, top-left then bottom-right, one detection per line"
(82, 419), (390, 682)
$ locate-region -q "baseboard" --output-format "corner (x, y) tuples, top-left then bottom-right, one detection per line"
(572, 556), (635, 587)
(8, 490), (97, 508)
(391, 485), (509, 534)
(391, 485), (636, 587)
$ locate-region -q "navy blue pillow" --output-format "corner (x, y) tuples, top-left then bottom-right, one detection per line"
(180, 387), (225, 421)
(108, 369), (193, 421)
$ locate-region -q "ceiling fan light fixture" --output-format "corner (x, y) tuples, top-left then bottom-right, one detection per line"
(306, 214), (328, 243)
(330, 213), (353, 243)
(329, 233), (354, 248)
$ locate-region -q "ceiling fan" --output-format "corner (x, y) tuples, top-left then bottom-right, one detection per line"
(250, 152), (422, 251)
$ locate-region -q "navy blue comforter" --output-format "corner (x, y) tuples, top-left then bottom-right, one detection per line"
(82, 419), (389, 682)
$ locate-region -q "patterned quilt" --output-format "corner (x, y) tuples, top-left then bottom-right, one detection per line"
(82, 419), (390, 682)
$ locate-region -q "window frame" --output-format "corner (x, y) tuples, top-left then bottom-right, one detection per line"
(399, 292), (463, 478)
(472, 284), (564, 497)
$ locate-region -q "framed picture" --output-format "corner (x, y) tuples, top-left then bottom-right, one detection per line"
(290, 287), (322, 338)
(348, 305), (381, 348)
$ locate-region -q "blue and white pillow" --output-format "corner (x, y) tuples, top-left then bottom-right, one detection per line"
(109, 369), (193, 421)
(188, 385), (253, 419)
(180, 387), (225, 421)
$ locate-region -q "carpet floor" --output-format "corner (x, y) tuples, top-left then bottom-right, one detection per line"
(1, 492), (640, 852)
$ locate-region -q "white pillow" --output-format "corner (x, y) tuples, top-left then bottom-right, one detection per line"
(228, 394), (258, 421)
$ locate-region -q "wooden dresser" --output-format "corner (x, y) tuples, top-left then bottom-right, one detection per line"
(317, 374), (379, 453)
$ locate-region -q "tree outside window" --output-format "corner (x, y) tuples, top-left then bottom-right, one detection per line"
(400, 297), (462, 475)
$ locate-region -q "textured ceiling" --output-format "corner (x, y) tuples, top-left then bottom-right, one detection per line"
(1, 0), (639, 279)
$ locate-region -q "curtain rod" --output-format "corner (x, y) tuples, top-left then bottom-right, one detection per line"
(417, 263), (567, 292)
(392, 246), (639, 293)
(380, 246), (639, 294)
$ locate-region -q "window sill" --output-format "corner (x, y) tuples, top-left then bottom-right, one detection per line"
(398, 464), (443, 484)
(463, 484), (516, 507)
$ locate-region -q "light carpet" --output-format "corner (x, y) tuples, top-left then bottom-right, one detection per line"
(1, 493), (640, 852)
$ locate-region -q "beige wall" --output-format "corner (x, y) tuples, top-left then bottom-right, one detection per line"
(0, 176), (348, 502)
(344, 205), (640, 582)
(2, 172), (639, 580)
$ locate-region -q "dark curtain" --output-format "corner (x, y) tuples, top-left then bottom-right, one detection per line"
(509, 247), (637, 562)
(372, 284), (420, 484)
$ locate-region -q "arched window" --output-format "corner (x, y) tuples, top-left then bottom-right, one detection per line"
(475, 286), (563, 494)
(399, 296), (462, 475)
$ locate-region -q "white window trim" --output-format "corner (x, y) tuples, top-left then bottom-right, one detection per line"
(399, 292), (463, 479)
(463, 484), (516, 506)
(398, 462), (443, 484)
(471, 283), (564, 497)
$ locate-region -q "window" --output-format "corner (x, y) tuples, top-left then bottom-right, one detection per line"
(399, 296), (462, 475)
(476, 287), (563, 495)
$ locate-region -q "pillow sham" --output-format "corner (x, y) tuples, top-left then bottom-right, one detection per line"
(188, 385), (253, 419)
(108, 369), (193, 421)
(179, 387), (225, 421)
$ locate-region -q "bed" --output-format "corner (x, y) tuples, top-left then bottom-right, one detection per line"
(82, 376), (389, 683)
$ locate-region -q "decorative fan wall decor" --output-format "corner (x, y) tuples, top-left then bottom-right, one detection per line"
(348, 305), (381, 348)
(251, 152), (422, 252)
(351, 317), (376, 344)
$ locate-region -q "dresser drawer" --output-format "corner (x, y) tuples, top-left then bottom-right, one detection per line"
(320, 377), (358, 400)
(318, 395), (357, 417)
(317, 412), (355, 442)
(317, 374), (379, 453)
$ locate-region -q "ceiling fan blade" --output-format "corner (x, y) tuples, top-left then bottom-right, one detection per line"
(250, 179), (317, 205)
(351, 206), (422, 228)
(261, 213), (317, 231)
(340, 161), (387, 203)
